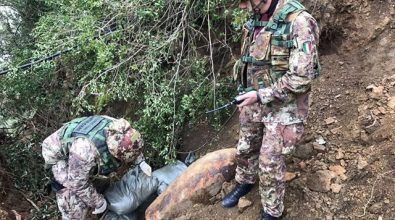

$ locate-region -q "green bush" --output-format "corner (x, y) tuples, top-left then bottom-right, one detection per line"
(1, 0), (248, 166)
(0, 0), (251, 217)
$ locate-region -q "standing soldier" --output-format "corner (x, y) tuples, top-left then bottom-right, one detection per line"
(222, 0), (320, 219)
(42, 115), (150, 219)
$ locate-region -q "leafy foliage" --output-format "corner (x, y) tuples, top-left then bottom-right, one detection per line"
(1, 0), (248, 190)
(0, 0), (250, 217)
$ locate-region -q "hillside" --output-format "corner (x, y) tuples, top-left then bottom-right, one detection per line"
(0, 0), (394, 219)
(176, 0), (395, 219)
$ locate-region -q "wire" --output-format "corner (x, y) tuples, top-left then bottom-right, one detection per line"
(0, 29), (117, 76)
(0, 47), (74, 76)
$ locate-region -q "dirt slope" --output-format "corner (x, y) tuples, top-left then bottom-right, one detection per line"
(176, 1), (395, 219)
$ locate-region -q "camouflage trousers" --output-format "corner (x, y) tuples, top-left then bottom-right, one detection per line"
(235, 106), (304, 217)
(56, 188), (89, 220)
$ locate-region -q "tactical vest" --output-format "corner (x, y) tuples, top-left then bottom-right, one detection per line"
(238, 0), (320, 90)
(59, 116), (121, 175)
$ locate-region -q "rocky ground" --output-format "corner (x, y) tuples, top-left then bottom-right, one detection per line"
(176, 0), (395, 219)
(0, 0), (394, 220)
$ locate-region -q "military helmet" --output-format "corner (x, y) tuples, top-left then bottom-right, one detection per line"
(106, 118), (144, 163)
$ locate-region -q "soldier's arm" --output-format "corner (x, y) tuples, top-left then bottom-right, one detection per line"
(258, 13), (320, 104)
(67, 138), (106, 209)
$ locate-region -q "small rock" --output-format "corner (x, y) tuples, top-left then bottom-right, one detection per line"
(378, 107), (386, 114)
(338, 61), (344, 66)
(387, 96), (395, 109)
(307, 170), (334, 192)
(316, 136), (326, 145)
(328, 154), (337, 163)
(330, 183), (342, 193)
(299, 161), (306, 169)
(384, 198), (390, 204)
(313, 161), (328, 171)
(313, 143), (326, 152)
(330, 127), (342, 134)
(294, 143), (314, 159)
(360, 131), (370, 143)
(336, 150), (344, 160)
(324, 117), (337, 125)
(329, 165), (346, 176)
(238, 197), (253, 213)
(372, 108), (381, 116)
(366, 85), (384, 99)
(285, 172), (297, 182)
(368, 202), (383, 214)
(357, 157), (368, 170)
(340, 160), (346, 167)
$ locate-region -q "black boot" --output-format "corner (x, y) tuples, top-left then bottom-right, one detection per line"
(261, 212), (279, 220)
(222, 183), (253, 208)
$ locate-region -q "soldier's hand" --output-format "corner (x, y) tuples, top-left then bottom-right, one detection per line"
(236, 91), (259, 110)
(92, 199), (107, 215)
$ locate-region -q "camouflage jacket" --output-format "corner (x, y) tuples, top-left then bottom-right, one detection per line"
(42, 116), (119, 208)
(245, 0), (320, 125)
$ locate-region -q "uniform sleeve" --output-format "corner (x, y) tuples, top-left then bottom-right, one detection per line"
(67, 137), (106, 208)
(258, 12), (320, 104)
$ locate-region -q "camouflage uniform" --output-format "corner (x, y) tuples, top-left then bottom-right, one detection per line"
(235, 0), (320, 217)
(42, 116), (143, 220)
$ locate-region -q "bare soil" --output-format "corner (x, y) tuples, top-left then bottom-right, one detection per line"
(175, 0), (395, 219)
(0, 0), (394, 220)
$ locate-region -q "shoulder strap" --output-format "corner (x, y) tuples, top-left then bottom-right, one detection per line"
(59, 117), (87, 156)
(266, 0), (305, 32)
(59, 116), (111, 156)
(59, 116), (120, 174)
(72, 116), (111, 143)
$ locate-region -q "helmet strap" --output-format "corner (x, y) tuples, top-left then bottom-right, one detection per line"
(267, 0), (279, 16)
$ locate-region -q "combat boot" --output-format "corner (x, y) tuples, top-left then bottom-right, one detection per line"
(222, 183), (253, 208)
(261, 212), (279, 220)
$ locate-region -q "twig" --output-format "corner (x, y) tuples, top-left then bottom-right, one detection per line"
(207, 0), (217, 110)
(24, 196), (40, 211)
(357, 169), (395, 217)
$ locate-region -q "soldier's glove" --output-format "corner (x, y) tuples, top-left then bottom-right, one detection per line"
(92, 199), (107, 215)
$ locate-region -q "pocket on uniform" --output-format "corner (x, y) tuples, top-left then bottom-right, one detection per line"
(271, 34), (291, 72)
(250, 32), (271, 61)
